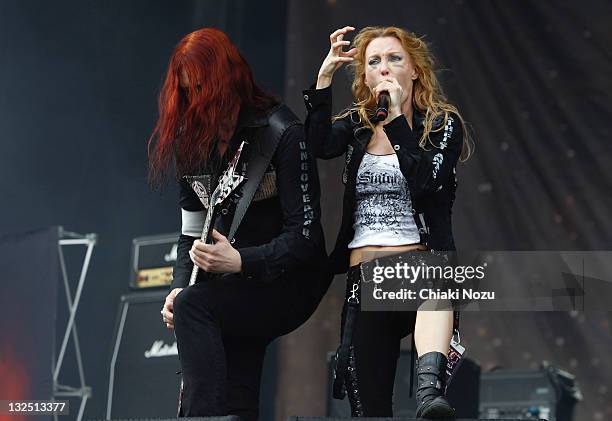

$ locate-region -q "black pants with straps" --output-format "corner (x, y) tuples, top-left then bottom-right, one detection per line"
(173, 273), (324, 421)
(341, 265), (418, 417)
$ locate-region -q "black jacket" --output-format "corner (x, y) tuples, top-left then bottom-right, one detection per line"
(302, 86), (464, 274)
(171, 103), (328, 290)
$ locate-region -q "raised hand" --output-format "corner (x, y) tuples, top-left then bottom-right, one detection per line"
(316, 26), (358, 89)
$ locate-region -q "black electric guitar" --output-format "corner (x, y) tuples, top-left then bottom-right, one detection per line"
(187, 141), (247, 286)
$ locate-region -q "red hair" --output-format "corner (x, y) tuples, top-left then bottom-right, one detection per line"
(148, 28), (277, 184)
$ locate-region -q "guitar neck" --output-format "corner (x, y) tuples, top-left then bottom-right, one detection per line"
(188, 193), (219, 286)
(199, 202), (216, 242)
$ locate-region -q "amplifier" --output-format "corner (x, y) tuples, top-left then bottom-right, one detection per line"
(130, 233), (179, 289)
(479, 363), (581, 421)
(106, 291), (181, 418)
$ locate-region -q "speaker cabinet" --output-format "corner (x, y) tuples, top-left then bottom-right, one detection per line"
(106, 291), (181, 419)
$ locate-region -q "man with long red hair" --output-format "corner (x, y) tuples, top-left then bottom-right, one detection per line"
(151, 28), (330, 421)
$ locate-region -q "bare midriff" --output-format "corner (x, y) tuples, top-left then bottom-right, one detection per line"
(349, 243), (427, 267)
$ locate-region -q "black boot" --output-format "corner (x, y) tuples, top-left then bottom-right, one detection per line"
(415, 351), (455, 419)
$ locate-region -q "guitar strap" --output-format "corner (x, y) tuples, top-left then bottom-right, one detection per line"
(227, 104), (301, 241)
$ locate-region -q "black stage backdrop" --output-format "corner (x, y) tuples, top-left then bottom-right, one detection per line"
(277, 1), (612, 421)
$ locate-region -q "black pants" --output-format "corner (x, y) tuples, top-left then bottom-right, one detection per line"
(173, 273), (324, 421)
(341, 265), (417, 417)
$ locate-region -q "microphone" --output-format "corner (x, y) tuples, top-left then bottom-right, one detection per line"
(375, 91), (390, 122)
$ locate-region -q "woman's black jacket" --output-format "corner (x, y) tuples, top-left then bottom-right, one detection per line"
(302, 86), (464, 274)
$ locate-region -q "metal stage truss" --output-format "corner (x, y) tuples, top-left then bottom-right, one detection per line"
(52, 227), (97, 421)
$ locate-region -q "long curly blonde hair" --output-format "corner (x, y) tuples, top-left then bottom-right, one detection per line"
(338, 26), (472, 160)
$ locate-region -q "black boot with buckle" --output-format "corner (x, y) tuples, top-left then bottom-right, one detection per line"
(415, 351), (455, 419)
